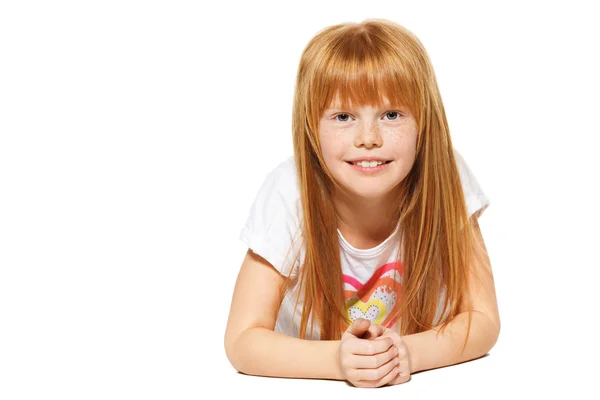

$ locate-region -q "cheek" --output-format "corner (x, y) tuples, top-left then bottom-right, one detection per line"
(391, 128), (416, 143)
(389, 130), (418, 153)
(320, 131), (348, 159)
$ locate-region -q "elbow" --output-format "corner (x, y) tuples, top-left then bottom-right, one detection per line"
(489, 315), (501, 345)
(224, 330), (240, 371)
(225, 341), (242, 372)
(491, 320), (501, 348)
(483, 314), (501, 353)
(224, 329), (250, 374)
(472, 311), (500, 355)
(485, 329), (500, 359)
(225, 341), (244, 374)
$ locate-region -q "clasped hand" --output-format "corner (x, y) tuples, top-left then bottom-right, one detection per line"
(338, 318), (412, 388)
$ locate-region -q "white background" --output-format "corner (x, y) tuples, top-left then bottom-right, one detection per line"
(1, 0), (598, 399)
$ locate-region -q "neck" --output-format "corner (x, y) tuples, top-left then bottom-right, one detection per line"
(333, 187), (401, 247)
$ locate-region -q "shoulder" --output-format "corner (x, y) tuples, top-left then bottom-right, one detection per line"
(452, 147), (471, 176)
(239, 154), (302, 236)
(239, 155), (303, 277)
(262, 155), (301, 212)
(452, 147), (491, 218)
(261, 155), (298, 192)
(453, 147), (480, 185)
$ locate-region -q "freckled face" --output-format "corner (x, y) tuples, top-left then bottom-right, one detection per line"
(318, 98), (419, 199)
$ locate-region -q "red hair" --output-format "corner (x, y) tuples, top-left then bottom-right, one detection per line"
(278, 19), (489, 354)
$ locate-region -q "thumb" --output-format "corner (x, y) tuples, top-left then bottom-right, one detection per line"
(345, 318), (371, 337)
(362, 323), (386, 340)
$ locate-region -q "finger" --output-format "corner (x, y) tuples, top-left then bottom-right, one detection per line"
(354, 354), (400, 383)
(379, 365), (401, 387)
(361, 324), (385, 340)
(397, 351), (412, 376)
(372, 324), (386, 337)
(348, 336), (394, 356)
(359, 325), (376, 339)
(348, 342), (398, 368)
(344, 318), (371, 338)
(365, 364), (400, 388)
(397, 344), (407, 359)
(352, 363), (400, 389)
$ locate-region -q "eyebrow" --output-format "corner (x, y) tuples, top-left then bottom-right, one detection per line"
(326, 104), (397, 111)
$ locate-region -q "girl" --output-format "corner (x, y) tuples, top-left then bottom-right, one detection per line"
(224, 18), (500, 388)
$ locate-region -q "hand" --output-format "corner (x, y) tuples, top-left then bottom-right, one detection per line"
(362, 322), (412, 386)
(337, 318), (402, 388)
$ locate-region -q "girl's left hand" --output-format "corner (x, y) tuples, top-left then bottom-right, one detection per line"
(362, 323), (412, 386)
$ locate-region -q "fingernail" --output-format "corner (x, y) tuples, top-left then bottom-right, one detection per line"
(394, 347), (399, 355)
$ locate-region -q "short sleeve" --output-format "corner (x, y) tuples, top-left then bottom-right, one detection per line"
(239, 156), (304, 278)
(454, 148), (491, 219)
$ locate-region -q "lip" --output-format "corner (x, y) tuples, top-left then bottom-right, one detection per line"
(345, 157), (391, 162)
(346, 160), (392, 174)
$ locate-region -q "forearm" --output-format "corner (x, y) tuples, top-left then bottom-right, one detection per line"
(227, 327), (344, 381)
(402, 311), (500, 374)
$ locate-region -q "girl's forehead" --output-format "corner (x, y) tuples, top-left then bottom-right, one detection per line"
(328, 95), (400, 109)
(329, 93), (394, 108)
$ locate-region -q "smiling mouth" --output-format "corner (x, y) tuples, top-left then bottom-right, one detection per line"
(345, 160), (393, 165)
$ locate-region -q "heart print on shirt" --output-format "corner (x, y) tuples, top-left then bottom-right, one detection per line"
(343, 261), (404, 329)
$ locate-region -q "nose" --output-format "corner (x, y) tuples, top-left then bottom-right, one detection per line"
(354, 121), (383, 148)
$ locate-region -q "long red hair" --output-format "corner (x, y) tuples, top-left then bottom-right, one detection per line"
(277, 18), (490, 354)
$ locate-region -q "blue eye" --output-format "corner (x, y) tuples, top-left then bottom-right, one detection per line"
(333, 111), (402, 122)
(335, 113), (351, 122)
(385, 111), (401, 120)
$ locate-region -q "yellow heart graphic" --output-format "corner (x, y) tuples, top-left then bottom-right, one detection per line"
(347, 298), (387, 325)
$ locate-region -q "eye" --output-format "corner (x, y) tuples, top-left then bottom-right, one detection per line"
(334, 113), (352, 122)
(385, 111), (402, 120)
(333, 111), (403, 123)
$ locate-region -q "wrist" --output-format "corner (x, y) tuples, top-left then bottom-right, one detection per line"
(331, 339), (345, 380)
(313, 338), (345, 381)
(402, 334), (418, 374)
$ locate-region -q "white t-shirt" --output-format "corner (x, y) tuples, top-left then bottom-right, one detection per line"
(239, 148), (490, 340)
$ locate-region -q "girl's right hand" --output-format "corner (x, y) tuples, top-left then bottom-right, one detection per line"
(338, 318), (400, 388)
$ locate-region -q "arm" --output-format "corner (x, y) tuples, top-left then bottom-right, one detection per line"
(403, 217), (501, 373)
(224, 249), (344, 381)
(402, 310), (500, 374)
(228, 327), (344, 380)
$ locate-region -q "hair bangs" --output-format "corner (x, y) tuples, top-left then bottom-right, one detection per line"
(310, 27), (422, 123)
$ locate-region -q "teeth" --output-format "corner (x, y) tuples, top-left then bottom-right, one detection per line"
(353, 160), (385, 167)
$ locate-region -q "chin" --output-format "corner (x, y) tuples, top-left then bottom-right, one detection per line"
(349, 185), (393, 199)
